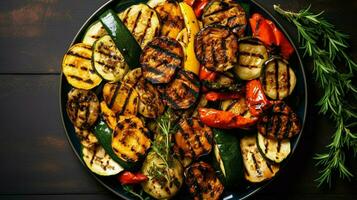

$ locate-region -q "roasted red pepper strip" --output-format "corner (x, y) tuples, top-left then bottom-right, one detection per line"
(193, 0), (210, 18)
(118, 171), (148, 185)
(199, 66), (217, 81)
(246, 79), (270, 117)
(266, 20), (294, 58)
(184, 0), (196, 6)
(198, 108), (258, 129)
(205, 91), (243, 101)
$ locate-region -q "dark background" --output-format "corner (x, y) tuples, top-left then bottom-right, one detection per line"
(0, 0), (356, 199)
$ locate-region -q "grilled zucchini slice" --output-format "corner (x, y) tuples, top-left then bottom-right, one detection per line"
(141, 37), (184, 84)
(66, 89), (99, 130)
(75, 128), (98, 148)
(257, 132), (291, 163)
(82, 21), (107, 46)
(257, 101), (301, 140)
(185, 162), (224, 200)
(82, 144), (123, 176)
(102, 82), (139, 116)
(112, 115), (151, 162)
(240, 135), (280, 183)
(164, 70), (200, 110)
(119, 4), (160, 48)
(202, 0), (247, 37)
(234, 38), (268, 80)
(195, 25), (238, 72)
(93, 35), (129, 82)
(220, 98), (248, 115)
(62, 43), (102, 90)
(100, 101), (117, 130)
(173, 118), (213, 159)
(261, 57), (297, 99)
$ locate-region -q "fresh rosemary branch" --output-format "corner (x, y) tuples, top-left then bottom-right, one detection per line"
(123, 185), (150, 200)
(274, 4), (357, 187)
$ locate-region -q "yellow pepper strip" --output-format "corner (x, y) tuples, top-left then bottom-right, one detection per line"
(179, 2), (200, 75)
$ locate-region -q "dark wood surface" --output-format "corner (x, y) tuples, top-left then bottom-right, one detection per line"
(0, 0), (356, 199)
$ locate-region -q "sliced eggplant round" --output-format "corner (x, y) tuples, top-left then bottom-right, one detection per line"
(123, 68), (143, 86)
(202, 0), (247, 37)
(173, 118), (213, 159)
(62, 43), (102, 90)
(75, 127), (99, 148)
(195, 25), (238, 72)
(93, 35), (129, 82)
(261, 57), (297, 99)
(257, 132), (291, 163)
(185, 162), (224, 200)
(257, 101), (301, 140)
(141, 37), (184, 84)
(234, 38), (268, 80)
(119, 4), (161, 48)
(82, 21), (107, 46)
(164, 70), (200, 110)
(66, 88), (99, 130)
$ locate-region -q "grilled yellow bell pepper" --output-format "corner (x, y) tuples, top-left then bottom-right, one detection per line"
(179, 2), (200, 75)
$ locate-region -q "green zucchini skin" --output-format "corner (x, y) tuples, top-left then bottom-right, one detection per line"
(99, 9), (142, 69)
(92, 118), (136, 169)
(213, 129), (244, 187)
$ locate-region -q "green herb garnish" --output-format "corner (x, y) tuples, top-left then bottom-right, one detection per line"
(123, 185), (150, 200)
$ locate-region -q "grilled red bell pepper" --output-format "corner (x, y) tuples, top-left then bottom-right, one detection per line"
(199, 66), (217, 81)
(198, 108), (258, 129)
(205, 91), (243, 101)
(192, 0), (210, 18)
(184, 0), (196, 6)
(246, 79), (270, 116)
(118, 171), (148, 185)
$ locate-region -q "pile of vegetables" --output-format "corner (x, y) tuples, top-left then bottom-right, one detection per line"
(62, 0), (303, 199)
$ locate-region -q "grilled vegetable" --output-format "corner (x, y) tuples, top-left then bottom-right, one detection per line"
(100, 9), (142, 68)
(220, 98), (248, 115)
(118, 171), (148, 185)
(206, 91), (243, 101)
(119, 4), (161, 48)
(195, 25), (238, 72)
(261, 57), (297, 100)
(62, 43), (102, 90)
(93, 35), (129, 82)
(213, 129), (243, 187)
(82, 21), (107, 46)
(246, 79), (270, 116)
(257, 132), (291, 163)
(102, 82), (139, 116)
(141, 151), (184, 199)
(123, 68), (143, 86)
(75, 128), (99, 148)
(185, 162), (224, 200)
(112, 115), (151, 162)
(141, 37), (184, 84)
(100, 101), (117, 130)
(173, 118), (213, 159)
(257, 101), (301, 140)
(66, 89), (99, 129)
(202, 0), (247, 37)
(82, 144), (123, 176)
(240, 135), (279, 183)
(234, 38), (268, 80)
(164, 70), (200, 110)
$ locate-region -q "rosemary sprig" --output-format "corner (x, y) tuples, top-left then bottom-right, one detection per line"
(123, 185), (150, 200)
(274, 5), (357, 187)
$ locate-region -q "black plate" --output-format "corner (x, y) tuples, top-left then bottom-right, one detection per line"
(60, 0), (308, 199)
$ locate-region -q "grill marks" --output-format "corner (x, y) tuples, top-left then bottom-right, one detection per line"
(185, 162), (224, 200)
(195, 26), (238, 72)
(174, 118), (213, 160)
(165, 70), (200, 110)
(66, 89), (99, 130)
(141, 37), (184, 84)
(258, 101), (301, 140)
(62, 43), (102, 90)
(202, 0), (247, 37)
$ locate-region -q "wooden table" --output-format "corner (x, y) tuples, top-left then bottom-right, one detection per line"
(0, 0), (356, 199)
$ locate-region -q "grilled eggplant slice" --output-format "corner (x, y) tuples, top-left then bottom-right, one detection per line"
(123, 68), (143, 86)
(100, 101), (117, 130)
(240, 135), (280, 183)
(93, 35), (129, 82)
(257, 101), (301, 140)
(82, 21), (107, 46)
(66, 89), (99, 129)
(173, 118), (213, 159)
(185, 162), (224, 200)
(141, 37), (184, 84)
(102, 82), (139, 116)
(119, 4), (161, 48)
(261, 57), (297, 99)
(112, 115), (151, 162)
(164, 70), (200, 110)
(202, 0), (247, 37)
(195, 25), (238, 72)
(257, 132), (291, 163)
(234, 38), (268, 80)
(62, 43), (102, 90)
(75, 127), (98, 148)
